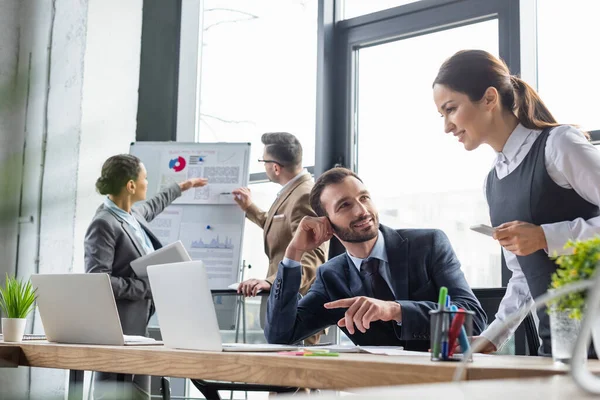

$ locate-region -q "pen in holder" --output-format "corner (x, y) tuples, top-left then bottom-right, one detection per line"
(429, 308), (475, 362)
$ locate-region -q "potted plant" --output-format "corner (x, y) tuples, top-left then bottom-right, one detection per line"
(549, 237), (600, 361)
(0, 274), (37, 342)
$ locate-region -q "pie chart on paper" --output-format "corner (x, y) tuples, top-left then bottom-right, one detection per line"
(169, 156), (186, 172)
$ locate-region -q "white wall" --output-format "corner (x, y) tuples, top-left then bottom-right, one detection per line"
(0, 0), (23, 281)
(19, 0), (90, 397)
(0, 0), (145, 396)
(73, 0), (143, 272)
(0, 2), (30, 396)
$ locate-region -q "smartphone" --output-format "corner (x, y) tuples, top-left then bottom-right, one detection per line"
(469, 224), (495, 237)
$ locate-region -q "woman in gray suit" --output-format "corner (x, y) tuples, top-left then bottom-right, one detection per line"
(84, 154), (206, 399)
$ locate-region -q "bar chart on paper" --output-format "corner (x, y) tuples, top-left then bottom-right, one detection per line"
(179, 223), (240, 289)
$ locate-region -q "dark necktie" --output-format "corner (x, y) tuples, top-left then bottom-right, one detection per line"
(359, 258), (395, 301)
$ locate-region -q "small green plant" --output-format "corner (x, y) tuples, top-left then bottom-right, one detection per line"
(0, 274), (37, 319)
(549, 237), (600, 320)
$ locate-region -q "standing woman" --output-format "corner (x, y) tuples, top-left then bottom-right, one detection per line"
(432, 50), (600, 356)
(85, 154), (207, 398)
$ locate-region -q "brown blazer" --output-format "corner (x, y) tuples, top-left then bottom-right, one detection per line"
(245, 173), (329, 295)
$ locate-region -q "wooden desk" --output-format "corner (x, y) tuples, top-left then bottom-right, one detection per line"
(305, 375), (599, 399)
(1, 342), (600, 390)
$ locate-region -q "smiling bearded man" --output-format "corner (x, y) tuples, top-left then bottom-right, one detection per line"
(263, 167), (487, 351)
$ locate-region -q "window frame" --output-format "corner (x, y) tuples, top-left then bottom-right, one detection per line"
(316, 0), (521, 285)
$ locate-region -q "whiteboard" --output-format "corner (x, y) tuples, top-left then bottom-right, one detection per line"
(130, 142), (250, 290)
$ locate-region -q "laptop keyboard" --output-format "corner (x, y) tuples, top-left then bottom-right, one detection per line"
(0, 334), (46, 341)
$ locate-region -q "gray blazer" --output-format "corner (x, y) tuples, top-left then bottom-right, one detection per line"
(84, 183), (182, 335)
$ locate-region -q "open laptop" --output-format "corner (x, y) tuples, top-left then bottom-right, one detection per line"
(130, 240), (191, 277)
(147, 261), (299, 352)
(31, 273), (157, 346)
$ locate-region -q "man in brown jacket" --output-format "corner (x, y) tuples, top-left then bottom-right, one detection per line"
(233, 132), (329, 344)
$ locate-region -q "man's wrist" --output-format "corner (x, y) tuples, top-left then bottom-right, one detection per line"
(537, 225), (548, 252)
(285, 246), (304, 262)
(389, 301), (402, 323)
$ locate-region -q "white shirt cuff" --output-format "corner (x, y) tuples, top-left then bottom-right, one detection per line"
(480, 318), (517, 351)
(282, 257), (302, 268)
(541, 222), (575, 256)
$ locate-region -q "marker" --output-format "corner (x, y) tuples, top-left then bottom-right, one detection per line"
(441, 294), (451, 359)
(450, 304), (470, 354)
(441, 314), (449, 360)
(303, 352), (339, 357)
(432, 286), (448, 359)
(448, 308), (466, 357)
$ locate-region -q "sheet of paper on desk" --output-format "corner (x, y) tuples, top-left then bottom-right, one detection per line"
(362, 348), (431, 356)
(304, 345), (405, 355)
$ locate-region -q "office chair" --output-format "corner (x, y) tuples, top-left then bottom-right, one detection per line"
(472, 288), (539, 356)
(190, 379), (299, 400)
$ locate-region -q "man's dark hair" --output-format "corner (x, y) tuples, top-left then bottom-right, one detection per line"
(309, 167), (362, 217)
(261, 132), (302, 169)
(95, 154), (141, 196)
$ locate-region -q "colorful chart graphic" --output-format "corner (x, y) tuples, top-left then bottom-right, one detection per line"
(169, 156), (186, 172)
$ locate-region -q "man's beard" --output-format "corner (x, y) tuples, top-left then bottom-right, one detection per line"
(331, 214), (379, 243)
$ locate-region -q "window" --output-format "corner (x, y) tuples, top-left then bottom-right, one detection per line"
(197, 0), (318, 173)
(537, 0), (600, 132)
(341, 0), (423, 20)
(354, 20), (500, 287)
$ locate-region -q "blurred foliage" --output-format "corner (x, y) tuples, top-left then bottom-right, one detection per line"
(550, 237), (600, 319)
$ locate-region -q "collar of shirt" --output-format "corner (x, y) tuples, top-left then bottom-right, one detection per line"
(277, 169), (309, 198)
(104, 196), (155, 254)
(346, 232), (388, 272)
(103, 197), (139, 226)
(495, 123), (536, 167)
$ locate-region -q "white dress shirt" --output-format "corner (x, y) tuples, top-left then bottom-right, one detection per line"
(481, 124), (600, 349)
(277, 169), (310, 198)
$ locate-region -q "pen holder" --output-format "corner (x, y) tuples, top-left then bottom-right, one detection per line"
(429, 309), (474, 362)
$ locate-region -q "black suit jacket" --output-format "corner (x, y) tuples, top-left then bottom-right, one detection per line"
(265, 225), (487, 351)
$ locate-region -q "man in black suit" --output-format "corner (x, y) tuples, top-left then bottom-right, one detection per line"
(265, 167), (486, 351)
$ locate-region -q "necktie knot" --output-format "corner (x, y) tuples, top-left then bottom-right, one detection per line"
(360, 258), (379, 275)
(358, 258), (394, 301)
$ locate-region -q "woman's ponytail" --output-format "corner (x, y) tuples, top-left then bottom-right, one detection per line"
(510, 75), (558, 130)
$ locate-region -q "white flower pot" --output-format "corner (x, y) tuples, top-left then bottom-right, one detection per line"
(1, 318), (27, 342)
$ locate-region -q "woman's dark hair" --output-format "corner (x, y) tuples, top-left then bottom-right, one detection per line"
(95, 154), (141, 196)
(433, 50), (560, 131)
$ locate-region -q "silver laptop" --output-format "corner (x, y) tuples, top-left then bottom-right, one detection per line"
(130, 240), (191, 277)
(31, 273), (157, 346)
(147, 261), (298, 352)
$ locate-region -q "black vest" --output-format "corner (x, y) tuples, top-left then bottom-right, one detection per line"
(486, 127), (599, 355)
